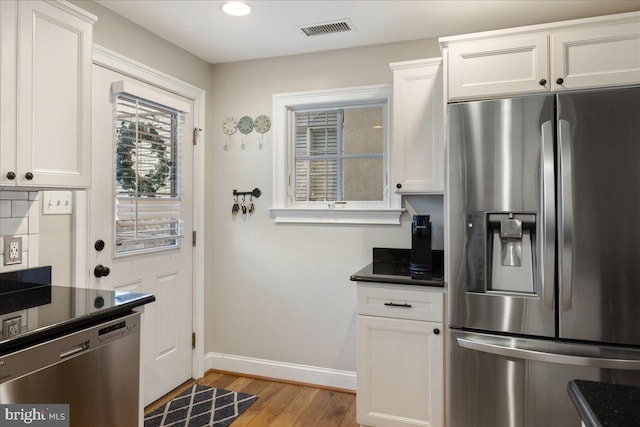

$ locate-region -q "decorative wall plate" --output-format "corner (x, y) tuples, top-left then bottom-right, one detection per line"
(237, 116), (254, 134)
(222, 117), (238, 135)
(254, 115), (271, 134)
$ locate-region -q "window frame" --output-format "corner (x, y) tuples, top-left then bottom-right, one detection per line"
(271, 84), (402, 225)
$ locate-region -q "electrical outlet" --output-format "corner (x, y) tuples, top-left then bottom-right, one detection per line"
(3, 237), (22, 265)
(2, 316), (21, 339)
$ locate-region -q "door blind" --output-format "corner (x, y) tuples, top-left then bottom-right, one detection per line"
(114, 93), (184, 255)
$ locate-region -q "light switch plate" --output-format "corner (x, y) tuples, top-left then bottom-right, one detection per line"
(42, 191), (73, 215)
(3, 236), (22, 265)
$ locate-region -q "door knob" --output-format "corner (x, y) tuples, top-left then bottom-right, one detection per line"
(94, 265), (110, 278)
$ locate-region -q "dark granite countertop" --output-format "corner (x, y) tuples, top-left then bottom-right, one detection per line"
(0, 266), (155, 356)
(350, 248), (445, 287)
(568, 379), (640, 427)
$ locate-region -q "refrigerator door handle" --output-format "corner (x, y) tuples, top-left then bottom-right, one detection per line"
(456, 336), (640, 370)
(541, 121), (555, 310)
(558, 119), (574, 312)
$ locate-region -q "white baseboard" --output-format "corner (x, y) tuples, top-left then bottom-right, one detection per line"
(204, 352), (356, 391)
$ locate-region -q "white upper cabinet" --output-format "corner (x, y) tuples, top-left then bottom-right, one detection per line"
(390, 58), (444, 194)
(551, 20), (640, 91)
(0, 0), (95, 188)
(447, 33), (549, 100)
(442, 12), (640, 101)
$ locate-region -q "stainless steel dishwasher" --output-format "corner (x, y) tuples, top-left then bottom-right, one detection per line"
(0, 311), (140, 427)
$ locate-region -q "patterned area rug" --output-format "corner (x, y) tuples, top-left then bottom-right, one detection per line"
(144, 384), (258, 427)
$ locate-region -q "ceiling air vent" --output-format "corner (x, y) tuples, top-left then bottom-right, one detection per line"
(299, 19), (354, 37)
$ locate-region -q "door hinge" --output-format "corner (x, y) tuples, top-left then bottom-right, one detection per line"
(192, 230), (196, 247)
(192, 332), (196, 349)
(193, 128), (202, 145)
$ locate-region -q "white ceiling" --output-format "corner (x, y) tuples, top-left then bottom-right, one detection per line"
(96, 0), (640, 64)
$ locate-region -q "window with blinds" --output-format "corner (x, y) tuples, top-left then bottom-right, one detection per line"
(293, 106), (384, 203)
(294, 111), (341, 201)
(114, 93), (184, 255)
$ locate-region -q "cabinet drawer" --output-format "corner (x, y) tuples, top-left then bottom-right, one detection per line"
(357, 283), (443, 322)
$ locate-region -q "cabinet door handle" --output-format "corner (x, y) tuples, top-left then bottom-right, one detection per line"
(433, 328), (440, 335)
(396, 183), (402, 189)
(556, 77), (564, 85)
(539, 79), (547, 86)
(384, 302), (412, 308)
(6, 171), (16, 180)
(24, 172), (34, 180)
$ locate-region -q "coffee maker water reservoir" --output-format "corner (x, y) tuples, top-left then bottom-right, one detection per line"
(410, 214), (432, 276)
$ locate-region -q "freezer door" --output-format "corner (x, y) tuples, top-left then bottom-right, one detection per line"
(448, 95), (556, 336)
(557, 87), (640, 346)
(449, 330), (640, 427)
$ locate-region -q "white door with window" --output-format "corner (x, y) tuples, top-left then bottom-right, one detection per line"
(89, 64), (194, 405)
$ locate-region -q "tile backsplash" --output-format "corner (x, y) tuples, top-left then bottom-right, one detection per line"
(0, 190), (40, 273)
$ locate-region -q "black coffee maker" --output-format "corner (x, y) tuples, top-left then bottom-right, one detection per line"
(410, 214), (432, 276)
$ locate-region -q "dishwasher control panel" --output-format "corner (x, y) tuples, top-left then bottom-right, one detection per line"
(98, 318), (137, 344)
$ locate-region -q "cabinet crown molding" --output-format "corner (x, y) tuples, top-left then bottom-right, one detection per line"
(45, 0), (97, 24)
(439, 10), (639, 47)
(390, 57), (442, 71)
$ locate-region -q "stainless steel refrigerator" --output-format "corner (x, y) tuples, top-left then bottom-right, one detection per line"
(447, 86), (640, 427)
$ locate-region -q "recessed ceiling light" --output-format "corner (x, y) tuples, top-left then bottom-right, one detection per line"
(222, 1), (251, 16)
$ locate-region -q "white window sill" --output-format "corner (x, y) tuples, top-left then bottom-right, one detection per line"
(269, 208), (404, 225)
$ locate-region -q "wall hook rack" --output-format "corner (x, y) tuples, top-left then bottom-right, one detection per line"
(233, 188), (261, 198)
(232, 188), (261, 217)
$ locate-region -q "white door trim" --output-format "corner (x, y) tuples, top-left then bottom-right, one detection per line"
(74, 44), (206, 380)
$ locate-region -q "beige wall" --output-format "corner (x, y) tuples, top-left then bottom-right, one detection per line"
(207, 38), (442, 372)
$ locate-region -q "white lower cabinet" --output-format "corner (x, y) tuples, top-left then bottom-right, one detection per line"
(356, 283), (444, 427)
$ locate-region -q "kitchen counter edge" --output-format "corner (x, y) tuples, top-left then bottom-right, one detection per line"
(568, 379), (640, 427)
(0, 292), (155, 356)
(350, 263), (445, 287)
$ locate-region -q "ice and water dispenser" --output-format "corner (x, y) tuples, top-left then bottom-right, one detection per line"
(466, 211), (537, 294)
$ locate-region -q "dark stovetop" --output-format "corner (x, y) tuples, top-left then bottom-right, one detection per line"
(350, 248), (444, 287)
(568, 379), (640, 427)
(0, 266), (155, 356)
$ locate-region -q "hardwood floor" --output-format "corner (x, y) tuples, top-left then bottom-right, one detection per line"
(144, 370), (359, 426)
